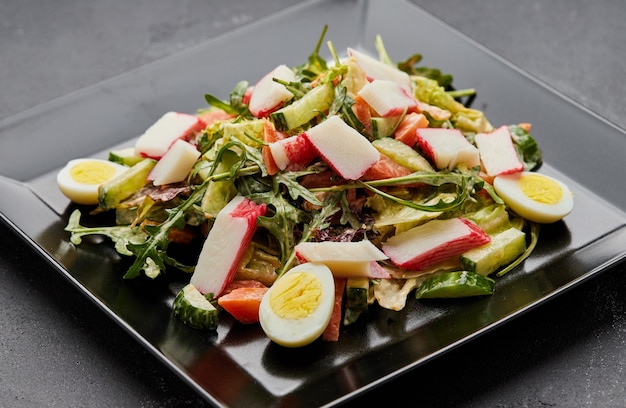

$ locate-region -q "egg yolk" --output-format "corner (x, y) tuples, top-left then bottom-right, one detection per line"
(70, 161), (118, 185)
(519, 173), (563, 204)
(269, 272), (322, 319)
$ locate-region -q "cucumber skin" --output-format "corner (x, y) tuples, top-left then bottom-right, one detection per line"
(345, 278), (369, 311)
(460, 227), (526, 276)
(415, 271), (495, 299)
(270, 83), (333, 131)
(370, 116), (403, 139)
(343, 278), (369, 326)
(98, 158), (155, 210)
(172, 284), (219, 331)
(108, 147), (144, 166)
(371, 137), (433, 172)
(466, 204), (510, 235)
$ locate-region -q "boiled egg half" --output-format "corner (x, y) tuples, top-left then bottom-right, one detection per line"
(259, 262), (335, 348)
(493, 171), (574, 224)
(57, 158), (128, 205)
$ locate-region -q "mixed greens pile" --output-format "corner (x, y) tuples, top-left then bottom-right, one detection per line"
(65, 26), (544, 329)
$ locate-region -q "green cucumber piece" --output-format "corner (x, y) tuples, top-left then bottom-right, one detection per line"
(172, 284), (219, 330)
(200, 150), (239, 217)
(415, 271), (495, 299)
(108, 147), (144, 166)
(343, 308), (363, 326)
(343, 278), (371, 325)
(370, 115), (404, 139)
(346, 278), (369, 311)
(270, 83), (334, 131)
(372, 137), (434, 172)
(466, 204), (511, 234)
(98, 158), (156, 210)
(460, 227), (526, 276)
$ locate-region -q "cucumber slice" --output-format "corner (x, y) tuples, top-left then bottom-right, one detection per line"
(270, 83), (334, 131)
(415, 271), (495, 299)
(108, 147), (144, 166)
(466, 204), (511, 234)
(372, 137), (434, 172)
(460, 227), (526, 276)
(346, 278), (369, 311)
(344, 278), (373, 325)
(370, 115), (404, 139)
(98, 158), (156, 210)
(172, 283), (219, 330)
(200, 149), (239, 217)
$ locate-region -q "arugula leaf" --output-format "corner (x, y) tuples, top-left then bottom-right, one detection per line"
(235, 139), (268, 177)
(509, 124), (543, 171)
(395, 49), (455, 90)
(273, 78), (309, 100)
(65, 209), (148, 256)
(204, 80), (250, 116)
(399, 54), (454, 89)
(309, 170), (485, 213)
(359, 180), (469, 212)
(295, 24), (329, 82)
(298, 191), (342, 241)
(284, 192), (342, 276)
(124, 154), (262, 279)
(124, 186), (205, 279)
(253, 189), (342, 278)
(253, 191), (309, 276)
(339, 193), (362, 230)
(251, 165), (328, 270)
(197, 121), (225, 155)
(332, 84), (370, 138)
(273, 169), (323, 206)
(228, 80), (250, 114)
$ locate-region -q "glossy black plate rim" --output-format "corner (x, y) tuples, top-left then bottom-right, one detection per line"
(2, 1), (626, 407)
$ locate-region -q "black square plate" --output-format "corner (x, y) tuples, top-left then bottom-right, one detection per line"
(2, 0), (626, 406)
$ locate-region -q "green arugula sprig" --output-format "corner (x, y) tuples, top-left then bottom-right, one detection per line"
(67, 139), (264, 280)
(250, 164), (329, 275)
(124, 164), (263, 279)
(255, 190), (342, 278)
(204, 80), (250, 117)
(65, 28), (539, 290)
(125, 140), (265, 278)
(253, 191), (308, 277)
(509, 124), (542, 171)
(332, 84), (371, 138)
(124, 184), (207, 279)
(294, 24), (329, 82)
(64, 209), (148, 256)
(308, 170), (492, 213)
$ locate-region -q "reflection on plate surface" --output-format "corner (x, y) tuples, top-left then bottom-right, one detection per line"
(1, 0), (626, 406)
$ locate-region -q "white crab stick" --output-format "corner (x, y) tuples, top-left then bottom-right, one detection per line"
(303, 115), (380, 180)
(191, 196), (267, 297)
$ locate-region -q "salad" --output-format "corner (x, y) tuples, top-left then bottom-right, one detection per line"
(58, 26), (574, 348)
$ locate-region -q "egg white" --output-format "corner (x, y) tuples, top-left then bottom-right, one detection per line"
(493, 171), (574, 224)
(57, 158), (128, 205)
(259, 262), (335, 348)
